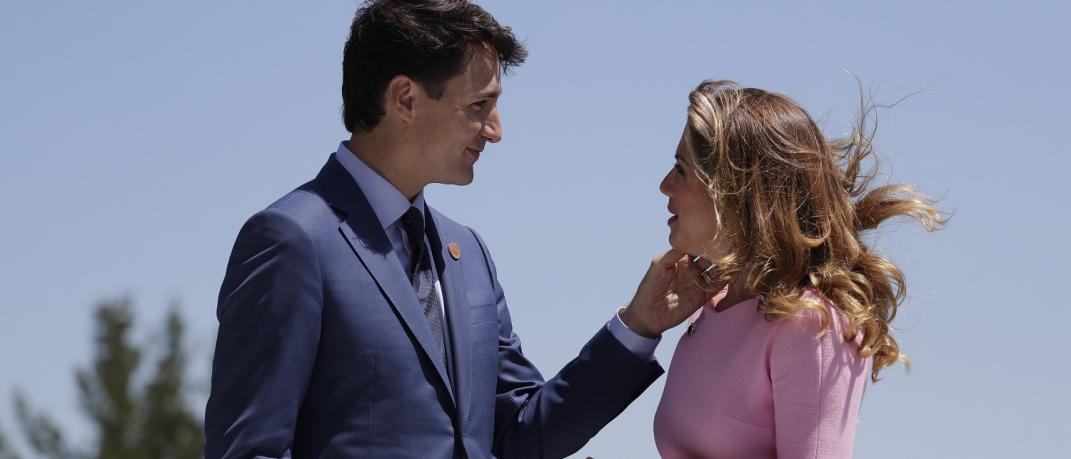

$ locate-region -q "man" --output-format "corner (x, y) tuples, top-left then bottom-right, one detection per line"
(205, 1), (704, 457)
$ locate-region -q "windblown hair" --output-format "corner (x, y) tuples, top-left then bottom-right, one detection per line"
(684, 80), (945, 382)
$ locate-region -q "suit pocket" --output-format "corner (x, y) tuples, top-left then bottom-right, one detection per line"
(470, 302), (498, 326)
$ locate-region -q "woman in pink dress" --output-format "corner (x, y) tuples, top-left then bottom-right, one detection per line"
(649, 81), (944, 458)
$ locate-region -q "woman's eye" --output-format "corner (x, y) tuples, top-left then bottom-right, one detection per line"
(674, 164), (685, 175)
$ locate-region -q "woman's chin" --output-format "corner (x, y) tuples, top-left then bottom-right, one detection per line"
(666, 235), (690, 254)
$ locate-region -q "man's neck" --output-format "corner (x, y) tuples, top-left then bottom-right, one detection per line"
(348, 132), (423, 201)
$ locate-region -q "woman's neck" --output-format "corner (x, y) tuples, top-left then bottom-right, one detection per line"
(714, 279), (751, 312)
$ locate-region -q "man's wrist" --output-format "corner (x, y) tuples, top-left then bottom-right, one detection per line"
(618, 306), (661, 339)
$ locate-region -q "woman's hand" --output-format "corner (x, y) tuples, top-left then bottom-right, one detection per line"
(620, 249), (724, 338)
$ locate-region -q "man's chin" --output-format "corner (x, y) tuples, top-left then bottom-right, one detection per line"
(436, 172), (475, 187)
(455, 166), (476, 185)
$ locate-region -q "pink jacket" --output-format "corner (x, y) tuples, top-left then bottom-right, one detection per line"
(654, 291), (871, 458)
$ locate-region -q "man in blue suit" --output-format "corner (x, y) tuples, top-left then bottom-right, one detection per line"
(205, 1), (707, 457)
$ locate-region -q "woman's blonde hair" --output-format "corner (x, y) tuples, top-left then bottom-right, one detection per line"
(684, 80), (945, 382)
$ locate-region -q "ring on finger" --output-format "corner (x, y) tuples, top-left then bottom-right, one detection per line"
(700, 264), (717, 284)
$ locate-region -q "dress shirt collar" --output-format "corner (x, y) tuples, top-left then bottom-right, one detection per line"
(335, 141), (426, 230)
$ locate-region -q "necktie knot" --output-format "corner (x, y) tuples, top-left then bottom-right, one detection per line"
(401, 206), (425, 250)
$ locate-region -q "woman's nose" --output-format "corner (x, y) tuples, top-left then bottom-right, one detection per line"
(660, 171), (673, 197)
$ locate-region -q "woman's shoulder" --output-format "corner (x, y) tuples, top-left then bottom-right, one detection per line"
(767, 290), (861, 355)
(763, 291), (870, 388)
(775, 289), (849, 327)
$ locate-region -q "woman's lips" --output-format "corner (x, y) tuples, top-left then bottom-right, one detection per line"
(668, 215), (678, 225)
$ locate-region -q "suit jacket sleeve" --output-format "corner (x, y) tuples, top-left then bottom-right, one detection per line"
(204, 210), (323, 459)
(468, 230), (665, 459)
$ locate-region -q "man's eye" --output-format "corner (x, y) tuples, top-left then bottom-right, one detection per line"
(471, 101), (487, 110)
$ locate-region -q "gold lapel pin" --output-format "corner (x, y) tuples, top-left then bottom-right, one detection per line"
(448, 242), (461, 260)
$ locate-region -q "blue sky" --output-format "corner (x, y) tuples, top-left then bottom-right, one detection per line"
(1, 1), (1068, 457)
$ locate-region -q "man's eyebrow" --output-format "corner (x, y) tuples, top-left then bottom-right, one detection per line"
(476, 89), (501, 99)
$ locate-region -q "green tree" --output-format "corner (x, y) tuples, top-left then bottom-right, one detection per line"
(0, 422), (24, 459)
(138, 309), (203, 459)
(11, 394), (72, 459)
(3, 298), (204, 459)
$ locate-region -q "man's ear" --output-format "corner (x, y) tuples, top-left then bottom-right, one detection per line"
(384, 75), (416, 124)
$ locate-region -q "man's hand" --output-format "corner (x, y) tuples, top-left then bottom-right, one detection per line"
(619, 249), (725, 338)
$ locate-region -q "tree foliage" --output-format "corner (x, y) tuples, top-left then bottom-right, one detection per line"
(0, 421), (24, 459)
(3, 298), (203, 459)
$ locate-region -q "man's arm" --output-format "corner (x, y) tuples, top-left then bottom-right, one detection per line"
(204, 210), (323, 459)
(468, 230), (664, 459)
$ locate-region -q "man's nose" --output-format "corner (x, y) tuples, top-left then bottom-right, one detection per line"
(482, 107), (502, 143)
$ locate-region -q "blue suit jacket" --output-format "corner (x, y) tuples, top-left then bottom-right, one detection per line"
(205, 155), (664, 458)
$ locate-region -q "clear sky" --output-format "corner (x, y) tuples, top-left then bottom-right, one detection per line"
(1, 1), (1069, 457)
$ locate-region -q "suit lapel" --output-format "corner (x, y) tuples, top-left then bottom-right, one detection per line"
(317, 155), (455, 405)
(426, 208), (474, 423)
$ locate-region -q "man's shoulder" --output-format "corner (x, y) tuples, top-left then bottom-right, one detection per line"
(241, 179), (341, 236)
(427, 206), (497, 266)
(264, 179), (330, 216)
(427, 207), (482, 245)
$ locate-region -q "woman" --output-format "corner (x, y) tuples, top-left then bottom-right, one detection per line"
(651, 80), (943, 458)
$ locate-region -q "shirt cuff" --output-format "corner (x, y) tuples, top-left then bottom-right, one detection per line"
(606, 308), (660, 362)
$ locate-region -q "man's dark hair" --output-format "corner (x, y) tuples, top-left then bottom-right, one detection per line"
(341, 0), (527, 133)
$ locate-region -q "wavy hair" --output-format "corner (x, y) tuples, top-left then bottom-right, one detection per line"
(683, 80), (945, 382)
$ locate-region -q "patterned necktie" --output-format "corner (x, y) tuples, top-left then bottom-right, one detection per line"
(400, 207), (447, 368)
